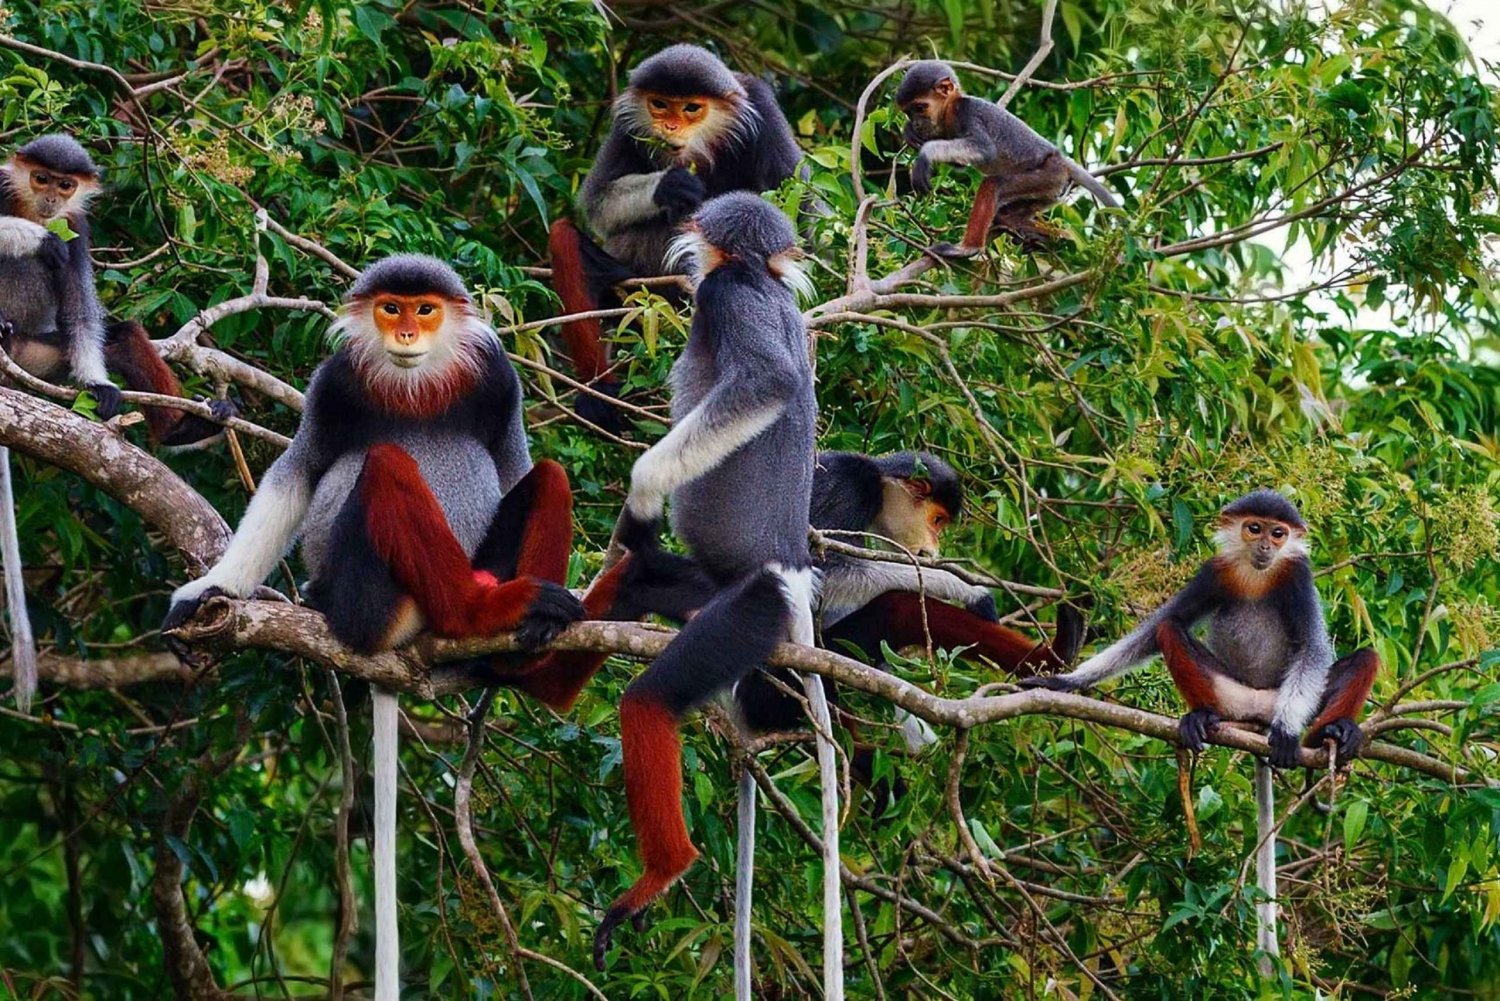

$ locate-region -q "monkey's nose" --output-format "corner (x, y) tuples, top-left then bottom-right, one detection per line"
(396, 329), (417, 344)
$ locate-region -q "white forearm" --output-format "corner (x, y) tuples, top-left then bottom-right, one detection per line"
(175, 469), (310, 600)
(1056, 611), (1163, 688)
(818, 560), (981, 627)
(593, 172), (667, 236)
(626, 400), (783, 519)
(919, 139), (988, 167)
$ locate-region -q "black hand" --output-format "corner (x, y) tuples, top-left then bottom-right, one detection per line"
(1177, 708), (1221, 751)
(911, 154), (934, 196)
(1267, 725), (1302, 769)
(161, 586), (227, 663)
(652, 167), (707, 224)
(617, 507), (664, 553)
(0, 312), (13, 352)
(1053, 600), (1089, 667)
(966, 591), (999, 623)
(206, 397), (239, 423)
(513, 581), (586, 651)
(88, 383), (123, 420)
(1018, 674), (1083, 693)
(575, 378), (629, 434)
(38, 232), (70, 273)
(1319, 718), (1364, 763)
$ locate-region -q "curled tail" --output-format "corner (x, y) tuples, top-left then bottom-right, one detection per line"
(1065, 159), (1120, 208)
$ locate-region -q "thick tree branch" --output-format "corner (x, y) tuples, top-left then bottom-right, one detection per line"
(165, 596), (1484, 786)
(0, 387), (229, 574)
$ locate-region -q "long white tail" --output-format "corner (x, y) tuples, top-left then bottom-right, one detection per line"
(1254, 759), (1279, 976)
(734, 767), (757, 1001)
(801, 673), (844, 1000)
(0, 446), (37, 713)
(373, 689), (400, 1000)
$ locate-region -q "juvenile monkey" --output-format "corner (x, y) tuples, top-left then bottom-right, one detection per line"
(895, 61), (1120, 257)
(1023, 490), (1378, 768)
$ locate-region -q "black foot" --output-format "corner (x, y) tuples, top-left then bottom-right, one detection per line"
(87, 383), (123, 420)
(966, 590), (999, 622)
(1318, 717), (1365, 763)
(513, 581), (585, 651)
(925, 241), (983, 260)
(1053, 598), (1091, 667)
(206, 397), (238, 423)
(1268, 724), (1301, 769)
(1018, 673), (1083, 693)
(1177, 708), (1221, 752)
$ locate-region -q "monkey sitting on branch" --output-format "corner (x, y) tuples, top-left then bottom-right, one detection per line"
(1023, 489), (1379, 769)
(895, 60), (1120, 257)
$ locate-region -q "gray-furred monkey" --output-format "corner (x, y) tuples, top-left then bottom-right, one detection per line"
(547, 43), (801, 429)
(590, 191), (842, 999)
(1023, 490), (1379, 769)
(161, 254), (585, 1001)
(896, 60), (1120, 257)
(0, 134), (119, 415)
(0, 133), (233, 445)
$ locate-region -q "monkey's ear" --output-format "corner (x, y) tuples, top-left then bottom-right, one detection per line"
(899, 477), (934, 501)
(934, 77), (956, 97)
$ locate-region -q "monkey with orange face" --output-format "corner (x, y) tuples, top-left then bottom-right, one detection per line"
(1024, 490), (1379, 768)
(547, 44), (802, 429)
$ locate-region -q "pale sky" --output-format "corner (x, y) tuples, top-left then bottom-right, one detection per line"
(1267, 0), (1498, 338)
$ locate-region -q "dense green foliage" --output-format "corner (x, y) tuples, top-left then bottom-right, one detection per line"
(1, 0), (1498, 997)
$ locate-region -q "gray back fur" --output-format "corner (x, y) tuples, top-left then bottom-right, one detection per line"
(668, 199), (815, 578)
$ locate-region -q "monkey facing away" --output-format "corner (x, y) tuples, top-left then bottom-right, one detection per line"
(548, 44), (801, 430)
(161, 254), (588, 1001)
(589, 192), (843, 999)
(895, 61), (1120, 257)
(1023, 490), (1379, 769)
(0, 134), (234, 446)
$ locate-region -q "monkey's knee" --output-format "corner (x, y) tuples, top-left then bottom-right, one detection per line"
(361, 443), (420, 483)
(523, 459), (573, 511)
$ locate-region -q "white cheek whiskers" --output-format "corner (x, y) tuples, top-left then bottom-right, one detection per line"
(665, 229), (713, 285)
(769, 250), (814, 304)
(329, 306), (493, 404)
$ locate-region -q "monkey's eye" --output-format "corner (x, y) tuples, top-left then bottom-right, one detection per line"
(32, 171), (49, 185)
(932, 514), (949, 529)
(649, 98), (668, 111)
(416, 304), (435, 316)
(58, 178), (76, 193)
(683, 102), (702, 113)
(1246, 522), (1262, 535)
(381, 303), (400, 316)
(1271, 526), (1286, 539)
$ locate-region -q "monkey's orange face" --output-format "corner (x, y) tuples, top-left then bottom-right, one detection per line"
(13, 157), (95, 221)
(875, 476), (952, 556)
(370, 293), (449, 368)
(1217, 515), (1305, 576)
(640, 92), (717, 146)
(900, 78), (958, 139)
